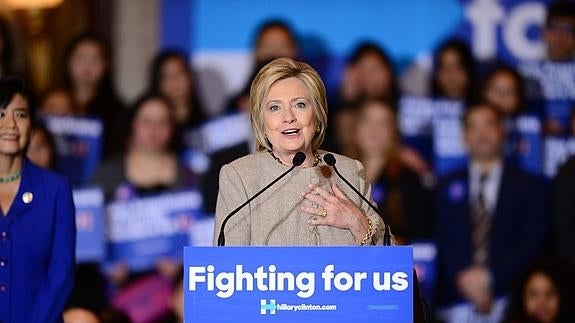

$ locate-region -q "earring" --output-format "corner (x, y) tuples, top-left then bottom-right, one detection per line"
(316, 124), (321, 133)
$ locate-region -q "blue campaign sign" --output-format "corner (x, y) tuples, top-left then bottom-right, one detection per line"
(42, 116), (103, 185)
(508, 115), (543, 175)
(184, 112), (252, 154)
(518, 61), (575, 135)
(432, 106), (468, 176)
(399, 96), (464, 164)
(412, 242), (437, 309)
(544, 137), (575, 178)
(433, 113), (544, 176)
(184, 246), (414, 323)
(399, 96), (436, 163)
(107, 190), (204, 272)
(73, 187), (106, 263)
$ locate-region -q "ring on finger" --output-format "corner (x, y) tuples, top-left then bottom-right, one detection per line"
(320, 209), (327, 218)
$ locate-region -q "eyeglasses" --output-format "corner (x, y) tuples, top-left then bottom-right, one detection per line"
(547, 20), (575, 36)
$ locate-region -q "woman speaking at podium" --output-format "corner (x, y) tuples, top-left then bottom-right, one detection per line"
(214, 58), (390, 246)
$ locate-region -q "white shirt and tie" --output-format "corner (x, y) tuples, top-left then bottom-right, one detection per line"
(469, 161), (503, 216)
(440, 160), (508, 323)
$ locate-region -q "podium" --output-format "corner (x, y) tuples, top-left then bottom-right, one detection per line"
(184, 246), (414, 322)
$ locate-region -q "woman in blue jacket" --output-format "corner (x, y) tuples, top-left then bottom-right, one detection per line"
(0, 76), (76, 322)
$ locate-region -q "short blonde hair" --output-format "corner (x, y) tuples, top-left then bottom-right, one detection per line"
(249, 57), (328, 152)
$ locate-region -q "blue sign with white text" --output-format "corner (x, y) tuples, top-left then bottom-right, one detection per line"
(544, 137), (575, 177)
(107, 190), (203, 271)
(73, 187), (106, 263)
(518, 61), (575, 135)
(400, 96), (464, 165)
(432, 103), (467, 176)
(42, 116), (103, 185)
(507, 115), (543, 175)
(184, 246), (414, 323)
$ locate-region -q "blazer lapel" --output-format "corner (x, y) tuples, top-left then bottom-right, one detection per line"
(6, 158), (37, 223)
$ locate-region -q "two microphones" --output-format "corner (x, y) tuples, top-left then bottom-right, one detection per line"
(218, 152), (391, 246)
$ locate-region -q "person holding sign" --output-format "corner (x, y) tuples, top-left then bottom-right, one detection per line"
(214, 58), (390, 246)
(92, 94), (198, 322)
(0, 77), (76, 322)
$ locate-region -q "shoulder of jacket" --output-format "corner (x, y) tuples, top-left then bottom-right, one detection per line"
(225, 152), (269, 171)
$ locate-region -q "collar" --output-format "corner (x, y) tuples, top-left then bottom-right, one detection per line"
(470, 159), (503, 182)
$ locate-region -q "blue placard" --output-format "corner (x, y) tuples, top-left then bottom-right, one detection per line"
(518, 61), (575, 135)
(42, 116), (103, 185)
(73, 187), (106, 263)
(399, 96), (464, 164)
(544, 137), (575, 178)
(184, 112), (252, 153)
(412, 242), (437, 309)
(107, 190), (203, 272)
(184, 246), (414, 323)
(432, 108), (467, 176)
(507, 115), (543, 175)
(433, 114), (544, 176)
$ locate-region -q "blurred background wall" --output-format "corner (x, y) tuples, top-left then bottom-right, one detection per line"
(0, 0), (550, 111)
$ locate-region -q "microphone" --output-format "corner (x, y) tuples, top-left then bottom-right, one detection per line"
(324, 154), (431, 321)
(323, 153), (392, 246)
(217, 152), (306, 246)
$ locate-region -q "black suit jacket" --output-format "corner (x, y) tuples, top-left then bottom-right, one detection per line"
(201, 142), (251, 214)
(552, 157), (575, 267)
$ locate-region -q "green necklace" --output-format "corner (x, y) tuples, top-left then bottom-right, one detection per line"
(0, 170), (21, 184)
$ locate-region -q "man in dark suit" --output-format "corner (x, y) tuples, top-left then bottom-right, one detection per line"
(435, 104), (547, 322)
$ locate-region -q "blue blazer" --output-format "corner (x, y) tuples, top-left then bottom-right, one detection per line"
(0, 158), (76, 323)
(435, 163), (546, 306)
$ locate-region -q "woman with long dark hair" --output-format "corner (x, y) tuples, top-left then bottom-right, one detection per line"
(430, 38), (476, 104)
(148, 50), (207, 130)
(351, 99), (434, 244)
(62, 33), (124, 157)
(504, 257), (575, 323)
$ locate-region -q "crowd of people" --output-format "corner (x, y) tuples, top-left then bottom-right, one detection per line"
(1, 1), (575, 322)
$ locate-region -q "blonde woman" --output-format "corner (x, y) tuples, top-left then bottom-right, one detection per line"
(214, 58), (390, 246)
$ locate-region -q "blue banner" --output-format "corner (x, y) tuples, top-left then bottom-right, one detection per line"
(42, 116), (103, 185)
(399, 96), (464, 164)
(518, 61), (575, 135)
(544, 137), (575, 178)
(456, 0), (549, 63)
(107, 190), (203, 272)
(184, 112), (252, 153)
(433, 113), (544, 176)
(73, 187), (106, 263)
(412, 242), (437, 309)
(184, 246), (414, 323)
(432, 105), (468, 176)
(507, 115), (543, 175)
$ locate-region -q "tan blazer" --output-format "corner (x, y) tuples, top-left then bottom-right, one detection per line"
(214, 150), (388, 246)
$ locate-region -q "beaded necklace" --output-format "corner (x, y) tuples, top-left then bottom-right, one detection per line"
(268, 150), (321, 168)
(0, 170), (21, 184)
